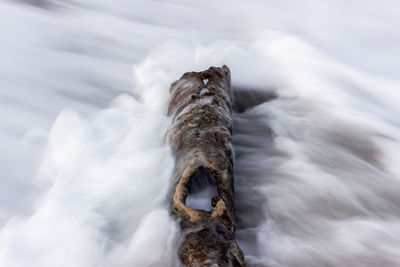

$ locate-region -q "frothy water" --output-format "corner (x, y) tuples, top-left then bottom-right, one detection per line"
(233, 98), (400, 266)
(1, 1), (400, 266)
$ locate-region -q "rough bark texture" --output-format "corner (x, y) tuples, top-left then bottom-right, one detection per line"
(167, 66), (245, 267)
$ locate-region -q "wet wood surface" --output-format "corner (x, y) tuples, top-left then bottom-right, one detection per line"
(167, 66), (245, 267)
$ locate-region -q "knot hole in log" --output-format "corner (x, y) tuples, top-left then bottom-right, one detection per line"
(185, 167), (219, 211)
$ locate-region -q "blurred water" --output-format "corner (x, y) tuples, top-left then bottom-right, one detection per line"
(1, 0), (400, 266)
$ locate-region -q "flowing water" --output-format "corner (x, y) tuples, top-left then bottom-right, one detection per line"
(1, 1), (400, 266)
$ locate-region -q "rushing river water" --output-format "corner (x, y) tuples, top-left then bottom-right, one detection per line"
(1, 1), (400, 266)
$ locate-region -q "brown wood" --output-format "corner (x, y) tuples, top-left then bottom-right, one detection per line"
(167, 66), (245, 267)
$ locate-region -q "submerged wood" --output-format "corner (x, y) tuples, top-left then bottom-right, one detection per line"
(167, 66), (245, 266)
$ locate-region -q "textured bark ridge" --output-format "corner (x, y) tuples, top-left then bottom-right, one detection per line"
(167, 66), (245, 266)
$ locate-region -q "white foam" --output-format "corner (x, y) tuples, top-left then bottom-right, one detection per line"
(0, 94), (179, 266)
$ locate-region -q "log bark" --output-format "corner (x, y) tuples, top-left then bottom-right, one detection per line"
(167, 66), (245, 267)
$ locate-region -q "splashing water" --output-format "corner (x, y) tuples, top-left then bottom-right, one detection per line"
(1, 1), (400, 267)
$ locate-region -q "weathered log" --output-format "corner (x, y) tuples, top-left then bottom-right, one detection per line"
(167, 66), (245, 267)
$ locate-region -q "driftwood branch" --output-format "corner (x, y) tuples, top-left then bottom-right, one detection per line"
(167, 66), (245, 266)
